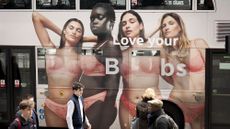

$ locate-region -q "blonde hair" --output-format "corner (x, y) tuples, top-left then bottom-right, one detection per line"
(142, 88), (156, 101)
(148, 99), (163, 111)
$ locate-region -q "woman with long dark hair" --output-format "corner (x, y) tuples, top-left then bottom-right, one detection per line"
(118, 10), (161, 129)
(32, 12), (84, 127)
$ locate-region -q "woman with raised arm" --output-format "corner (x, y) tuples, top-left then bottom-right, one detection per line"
(159, 12), (208, 129)
(118, 10), (161, 129)
(32, 12), (84, 127)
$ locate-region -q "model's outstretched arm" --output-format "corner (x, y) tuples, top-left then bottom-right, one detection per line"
(32, 12), (61, 48)
(83, 36), (97, 42)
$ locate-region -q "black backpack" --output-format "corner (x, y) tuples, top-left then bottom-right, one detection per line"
(155, 114), (178, 129)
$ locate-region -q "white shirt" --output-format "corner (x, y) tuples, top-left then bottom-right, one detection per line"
(78, 97), (83, 122)
(66, 100), (75, 129)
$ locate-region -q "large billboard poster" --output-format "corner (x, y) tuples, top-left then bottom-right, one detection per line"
(1, 0), (229, 129)
(34, 1), (210, 129)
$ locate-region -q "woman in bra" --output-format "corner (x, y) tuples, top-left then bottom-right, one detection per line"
(32, 12), (84, 127)
(79, 3), (122, 129)
(158, 12), (208, 129)
(117, 10), (161, 129)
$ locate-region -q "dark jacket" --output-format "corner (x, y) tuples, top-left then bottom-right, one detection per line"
(148, 109), (170, 129)
(31, 110), (39, 129)
(15, 109), (38, 129)
(71, 95), (85, 129)
(8, 115), (35, 129)
(136, 100), (149, 129)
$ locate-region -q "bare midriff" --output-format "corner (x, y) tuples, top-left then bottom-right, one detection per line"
(119, 46), (161, 129)
(47, 73), (80, 103)
(122, 74), (161, 103)
(44, 70), (81, 127)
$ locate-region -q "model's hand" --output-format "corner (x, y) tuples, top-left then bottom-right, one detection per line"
(87, 123), (91, 129)
(194, 92), (205, 103)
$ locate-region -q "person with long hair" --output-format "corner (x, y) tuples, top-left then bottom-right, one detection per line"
(158, 12), (208, 129)
(32, 12), (84, 127)
(118, 10), (161, 129)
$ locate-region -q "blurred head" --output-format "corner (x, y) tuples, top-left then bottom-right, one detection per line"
(90, 3), (115, 36)
(72, 81), (85, 97)
(59, 18), (84, 51)
(159, 13), (189, 49)
(22, 94), (35, 109)
(147, 99), (163, 112)
(23, 94), (34, 101)
(142, 88), (156, 102)
(19, 100), (34, 120)
(118, 10), (146, 43)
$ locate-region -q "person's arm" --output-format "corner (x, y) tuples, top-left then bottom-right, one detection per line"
(84, 116), (91, 129)
(66, 100), (75, 129)
(135, 101), (144, 118)
(193, 38), (209, 102)
(194, 38), (209, 62)
(156, 118), (170, 129)
(136, 105), (140, 118)
(8, 120), (18, 129)
(83, 36), (97, 42)
(32, 12), (61, 48)
(97, 74), (120, 129)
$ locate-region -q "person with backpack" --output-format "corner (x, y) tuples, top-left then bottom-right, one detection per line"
(147, 99), (178, 129)
(15, 94), (39, 129)
(8, 99), (35, 129)
(24, 95), (39, 129)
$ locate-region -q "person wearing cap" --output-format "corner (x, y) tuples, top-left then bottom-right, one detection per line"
(66, 81), (91, 129)
(147, 99), (169, 129)
(135, 88), (162, 129)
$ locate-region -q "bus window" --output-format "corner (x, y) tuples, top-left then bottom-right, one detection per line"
(197, 0), (215, 10)
(131, 0), (192, 10)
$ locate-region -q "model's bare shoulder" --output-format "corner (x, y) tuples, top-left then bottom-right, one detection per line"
(192, 38), (209, 48)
